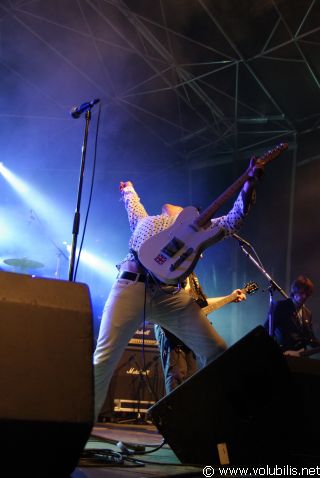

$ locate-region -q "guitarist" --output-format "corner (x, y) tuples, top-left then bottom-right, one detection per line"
(154, 272), (247, 394)
(93, 157), (265, 421)
(264, 275), (320, 355)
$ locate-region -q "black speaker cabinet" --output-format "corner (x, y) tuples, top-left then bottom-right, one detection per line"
(100, 346), (164, 419)
(286, 355), (320, 464)
(149, 326), (296, 466)
(0, 271), (94, 477)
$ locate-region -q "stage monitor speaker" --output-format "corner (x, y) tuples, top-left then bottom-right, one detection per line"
(286, 355), (320, 464)
(101, 345), (164, 419)
(0, 271), (94, 477)
(149, 326), (296, 466)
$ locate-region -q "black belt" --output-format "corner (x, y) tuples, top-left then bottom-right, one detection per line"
(117, 271), (149, 283)
(117, 270), (183, 287)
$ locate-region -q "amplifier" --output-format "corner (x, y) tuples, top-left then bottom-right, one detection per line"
(100, 345), (164, 419)
(128, 322), (158, 347)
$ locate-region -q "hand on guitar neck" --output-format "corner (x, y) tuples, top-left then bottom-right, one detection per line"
(202, 281), (259, 316)
(232, 289), (247, 302)
(243, 156), (265, 191)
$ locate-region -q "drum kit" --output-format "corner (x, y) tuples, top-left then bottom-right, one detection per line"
(1, 208), (68, 278)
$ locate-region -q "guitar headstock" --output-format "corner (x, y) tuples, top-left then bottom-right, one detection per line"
(257, 142), (288, 167)
(243, 281), (259, 295)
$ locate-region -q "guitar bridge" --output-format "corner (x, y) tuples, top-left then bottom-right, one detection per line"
(169, 248), (194, 271)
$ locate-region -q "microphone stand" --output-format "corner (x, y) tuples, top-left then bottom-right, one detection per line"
(233, 234), (288, 337)
(68, 109), (91, 282)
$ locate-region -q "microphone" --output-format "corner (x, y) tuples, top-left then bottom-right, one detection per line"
(70, 98), (100, 119)
(232, 232), (252, 248)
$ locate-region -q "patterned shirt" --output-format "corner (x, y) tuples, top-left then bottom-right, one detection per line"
(119, 184), (254, 265)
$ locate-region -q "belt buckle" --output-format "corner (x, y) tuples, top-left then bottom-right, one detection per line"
(131, 272), (141, 283)
(118, 271), (141, 283)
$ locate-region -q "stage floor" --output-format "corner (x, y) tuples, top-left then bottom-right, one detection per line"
(72, 421), (203, 478)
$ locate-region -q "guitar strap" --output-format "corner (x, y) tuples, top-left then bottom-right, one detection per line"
(187, 273), (208, 308)
(130, 248), (149, 274)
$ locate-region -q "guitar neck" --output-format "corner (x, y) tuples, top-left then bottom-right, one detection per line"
(194, 169), (249, 228)
(202, 292), (237, 316)
(201, 282), (258, 316)
(193, 142), (288, 229)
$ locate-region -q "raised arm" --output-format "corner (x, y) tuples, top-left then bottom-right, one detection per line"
(210, 157), (264, 236)
(120, 181), (148, 232)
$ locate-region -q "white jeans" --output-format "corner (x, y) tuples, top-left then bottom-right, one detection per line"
(93, 277), (227, 420)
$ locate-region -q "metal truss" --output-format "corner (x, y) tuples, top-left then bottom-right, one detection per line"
(0, 0), (319, 167)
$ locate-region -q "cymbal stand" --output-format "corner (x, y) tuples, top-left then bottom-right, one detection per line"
(54, 250), (62, 279)
(31, 209), (69, 278)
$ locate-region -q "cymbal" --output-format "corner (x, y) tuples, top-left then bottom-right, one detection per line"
(3, 258), (44, 269)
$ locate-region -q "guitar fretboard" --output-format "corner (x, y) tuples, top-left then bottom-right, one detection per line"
(194, 169), (249, 228)
(193, 143), (288, 228)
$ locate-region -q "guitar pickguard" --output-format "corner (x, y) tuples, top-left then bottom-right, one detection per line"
(139, 206), (223, 283)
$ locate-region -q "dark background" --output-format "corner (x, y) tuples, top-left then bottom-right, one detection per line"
(0, 0), (319, 344)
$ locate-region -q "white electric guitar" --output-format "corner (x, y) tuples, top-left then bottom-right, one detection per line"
(201, 281), (259, 316)
(138, 143), (288, 284)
